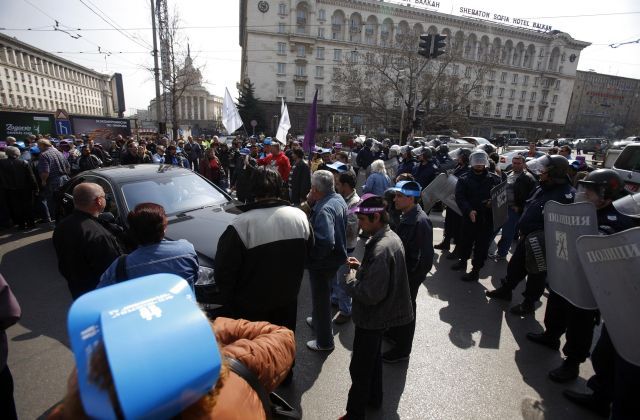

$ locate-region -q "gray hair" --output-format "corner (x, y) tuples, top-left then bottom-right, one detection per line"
(73, 183), (104, 209)
(5, 146), (20, 158)
(5, 136), (16, 143)
(312, 170), (335, 194)
(370, 159), (387, 175)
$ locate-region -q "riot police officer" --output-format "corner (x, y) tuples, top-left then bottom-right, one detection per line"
(486, 155), (576, 315)
(412, 147), (440, 189)
(451, 150), (502, 281)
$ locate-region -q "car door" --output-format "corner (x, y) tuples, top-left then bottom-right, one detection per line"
(57, 176), (87, 220)
(84, 175), (122, 223)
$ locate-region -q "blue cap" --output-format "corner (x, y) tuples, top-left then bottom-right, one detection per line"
(327, 162), (350, 173)
(389, 180), (422, 197)
(263, 137), (272, 145)
(239, 147), (251, 155)
(67, 274), (221, 419)
(30, 146), (40, 154)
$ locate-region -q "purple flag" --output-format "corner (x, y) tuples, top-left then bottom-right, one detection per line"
(303, 90), (318, 154)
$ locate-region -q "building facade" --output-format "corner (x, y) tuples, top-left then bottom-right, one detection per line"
(565, 70), (640, 138)
(239, 0), (590, 140)
(147, 52), (223, 138)
(0, 33), (120, 117)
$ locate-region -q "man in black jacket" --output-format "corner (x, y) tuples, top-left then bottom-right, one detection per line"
(0, 146), (38, 229)
(52, 183), (123, 299)
(289, 148), (311, 205)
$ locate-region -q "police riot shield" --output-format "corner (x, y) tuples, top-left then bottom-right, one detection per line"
(421, 173), (461, 216)
(544, 201), (599, 309)
(576, 227), (640, 366)
(384, 158), (398, 181)
(491, 181), (508, 229)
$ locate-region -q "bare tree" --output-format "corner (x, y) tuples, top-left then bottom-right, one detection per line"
(332, 33), (497, 141)
(154, 8), (205, 139)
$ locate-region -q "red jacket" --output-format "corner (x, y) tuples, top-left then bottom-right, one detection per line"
(257, 151), (290, 183)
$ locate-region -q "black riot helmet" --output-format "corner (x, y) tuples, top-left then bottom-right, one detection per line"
(578, 169), (625, 200)
(412, 140), (423, 148)
(422, 147), (433, 159)
(437, 144), (449, 155)
(457, 148), (471, 164)
(527, 154), (570, 184)
(478, 144), (496, 155)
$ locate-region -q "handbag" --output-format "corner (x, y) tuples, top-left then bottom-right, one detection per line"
(524, 230), (546, 274)
(226, 358), (301, 419)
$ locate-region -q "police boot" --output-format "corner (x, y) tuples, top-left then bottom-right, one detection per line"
(450, 259), (467, 271)
(461, 268), (480, 282)
(549, 358), (580, 383)
(509, 300), (535, 315)
(526, 331), (560, 351)
(485, 281), (512, 301)
(562, 390), (610, 418)
(434, 240), (450, 251)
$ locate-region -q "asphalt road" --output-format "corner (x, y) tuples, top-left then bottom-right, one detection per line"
(0, 212), (601, 420)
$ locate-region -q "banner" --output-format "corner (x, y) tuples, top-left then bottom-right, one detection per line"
(70, 116), (131, 148)
(576, 227), (640, 366)
(421, 173), (461, 215)
(544, 201), (598, 309)
(491, 181), (508, 229)
(222, 87), (243, 135)
(275, 98), (291, 144)
(0, 111), (54, 142)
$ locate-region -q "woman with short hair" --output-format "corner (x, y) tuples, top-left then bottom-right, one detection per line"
(362, 159), (392, 196)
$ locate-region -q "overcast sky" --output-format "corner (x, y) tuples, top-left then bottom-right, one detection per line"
(1, 0), (638, 113)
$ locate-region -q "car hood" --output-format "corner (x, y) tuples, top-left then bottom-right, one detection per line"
(164, 206), (237, 265)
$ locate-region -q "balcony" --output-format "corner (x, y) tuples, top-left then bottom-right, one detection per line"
(332, 24), (342, 32)
(293, 75), (308, 83)
(297, 17), (306, 25)
(539, 101), (549, 107)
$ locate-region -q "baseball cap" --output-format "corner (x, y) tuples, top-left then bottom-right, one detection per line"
(327, 162), (350, 173)
(239, 147), (251, 155)
(389, 180), (422, 197)
(263, 137), (272, 145)
(67, 274), (221, 419)
(348, 193), (386, 215)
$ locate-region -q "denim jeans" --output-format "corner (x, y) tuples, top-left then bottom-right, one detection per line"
(331, 252), (353, 316)
(309, 268), (338, 348)
(497, 207), (520, 257)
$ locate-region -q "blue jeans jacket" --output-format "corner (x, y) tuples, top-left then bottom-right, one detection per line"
(308, 192), (347, 271)
(98, 239), (199, 288)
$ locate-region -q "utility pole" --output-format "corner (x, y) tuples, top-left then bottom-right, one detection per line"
(150, 0), (163, 135)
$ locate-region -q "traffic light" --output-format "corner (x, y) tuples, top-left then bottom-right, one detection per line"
(432, 34), (447, 58)
(418, 33), (447, 59)
(418, 34), (432, 58)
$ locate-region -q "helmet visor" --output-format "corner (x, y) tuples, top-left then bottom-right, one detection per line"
(612, 193), (640, 219)
(526, 155), (550, 175)
(470, 152), (489, 167)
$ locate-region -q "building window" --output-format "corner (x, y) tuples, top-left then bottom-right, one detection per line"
(465, 67), (472, 78)
(315, 66), (324, 78)
(295, 84), (305, 100)
(495, 102), (502, 116)
(486, 86), (493, 97)
(520, 91), (526, 100)
(510, 89), (515, 99)
(278, 3), (287, 15)
(297, 45), (305, 57)
(533, 77), (539, 87)
(498, 88), (504, 98)
(530, 92), (537, 101)
(542, 91), (548, 102)
(512, 74), (519, 84)
(506, 104), (513, 117)
(523, 75), (529, 86)
(295, 64), (306, 76)
(483, 102), (491, 116)
(555, 80), (561, 90)
(318, 9), (326, 21)
(277, 63), (286, 75)
(349, 50), (358, 63)
(537, 109), (545, 121)
(315, 85), (323, 100)
(516, 105), (524, 118)
(452, 64), (459, 76)
(318, 27), (325, 38)
(333, 49), (342, 61)
(277, 42), (286, 55)
(316, 47), (325, 60)
(488, 70), (495, 80)
(552, 94), (558, 104)
(548, 108), (555, 121)
(278, 23), (286, 33)
(500, 72), (507, 82)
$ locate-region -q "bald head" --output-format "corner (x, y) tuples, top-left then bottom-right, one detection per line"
(73, 183), (105, 215)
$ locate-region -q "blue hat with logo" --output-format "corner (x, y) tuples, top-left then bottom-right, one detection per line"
(327, 162), (350, 173)
(389, 180), (422, 197)
(67, 274), (221, 419)
(239, 147), (251, 156)
(263, 137), (273, 145)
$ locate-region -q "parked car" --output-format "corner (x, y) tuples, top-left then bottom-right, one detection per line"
(498, 150), (545, 171)
(461, 136), (494, 147)
(611, 136), (640, 149)
(507, 138), (530, 146)
(55, 164), (238, 310)
(612, 144), (640, 193)
(575, 137), (607, 153)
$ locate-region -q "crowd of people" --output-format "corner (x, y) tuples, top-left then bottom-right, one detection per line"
(1, 130), (638, 419)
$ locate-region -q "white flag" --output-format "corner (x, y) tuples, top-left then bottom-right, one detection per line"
(222, 87), (243, 134)
(275, 100), (291, 144)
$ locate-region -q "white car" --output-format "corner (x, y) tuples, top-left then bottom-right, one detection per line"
(498, 150), (545, 171)
(461, 136), (495, 147)
(613, 144), (640, 193)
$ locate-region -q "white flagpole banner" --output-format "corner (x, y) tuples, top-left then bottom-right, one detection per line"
(576, 227), (640, 366)
(544, 201), (599, 309)
(275, 102), (291, 144)
(222, 87), (243, 134)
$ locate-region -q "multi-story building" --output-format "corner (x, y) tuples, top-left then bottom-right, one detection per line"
(147, 52), (224, 138)
(239, 0), (590, 139)
(0, 33), (121, 117)
(565, 70), (640, 138)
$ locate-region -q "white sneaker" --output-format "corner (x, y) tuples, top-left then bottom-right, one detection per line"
(306, 339), (334, 352)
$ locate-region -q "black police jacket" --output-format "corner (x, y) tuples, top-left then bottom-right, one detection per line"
(517, 182), (575, 236)
(597, 203), (636, 234)
(455, 169), (502, 221)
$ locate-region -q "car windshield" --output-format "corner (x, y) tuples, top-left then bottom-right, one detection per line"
(615, 147), (640, 172)
(120, 172), (228, 215)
